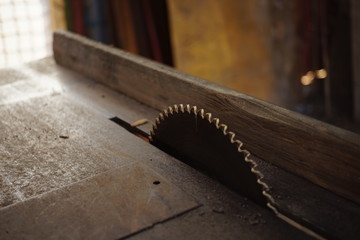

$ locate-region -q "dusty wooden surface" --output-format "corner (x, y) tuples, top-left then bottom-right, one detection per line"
(0, 164), (198, 239)
(0, 59), (314, 239)
(53, 30), (360, 205)
(0, 82), (198, 239)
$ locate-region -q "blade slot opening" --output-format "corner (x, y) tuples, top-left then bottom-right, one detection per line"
(109, 116), (150, 142)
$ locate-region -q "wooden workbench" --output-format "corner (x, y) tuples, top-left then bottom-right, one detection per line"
(0, 31), (359, 239)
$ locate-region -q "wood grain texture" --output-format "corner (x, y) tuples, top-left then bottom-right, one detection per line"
(0, 163), (198, 240)
(53, 30), (360, 204)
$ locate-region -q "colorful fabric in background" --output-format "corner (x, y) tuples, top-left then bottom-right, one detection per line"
(83, 0), (111, 44)
(57, 0), (173, 66)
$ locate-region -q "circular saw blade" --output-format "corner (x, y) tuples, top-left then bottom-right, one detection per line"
(150, 104), (276, 211)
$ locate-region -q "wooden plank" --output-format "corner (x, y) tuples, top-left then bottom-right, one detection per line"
(53, 30), (360, 205)
(26, 57), (159, 133)
(0, 76), (199, 238)
(0, 163), (199, 240)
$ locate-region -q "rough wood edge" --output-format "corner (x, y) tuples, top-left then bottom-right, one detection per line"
(53, 30), (360, 205)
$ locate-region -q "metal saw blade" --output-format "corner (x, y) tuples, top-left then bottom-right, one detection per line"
(149, 104), (276, 211)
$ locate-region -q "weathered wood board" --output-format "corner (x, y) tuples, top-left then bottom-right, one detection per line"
(26, 57), (159, 133)
(0, 163), (198, 240)
(53, 30), (360, 205)
(0, 91), (199, 240)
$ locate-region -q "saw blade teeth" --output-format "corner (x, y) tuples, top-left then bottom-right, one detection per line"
(204, 113), (212, 122)
(190, 106), (197, 115)
(150, 129), (155, 136)
(185, 104), (191, 113)
(227, 131), (236, 143)
(211, 118), (220, 126)
(219, 124), (228, 135)
(263, 191), (275, 204)
(234, 140), (244, 149)
(173, 104), (179, 113)
(152, 104), (278, 215)
(267, 203), (279, 215)
(241, 150), (277, 214)
(199, 109), (205, 119)
(259, 180), (269, 190)
(167, 106), (174, 115)
(264, 192), (277, 210)
(242, 149), (251, 159)
(252, 168), (263, 176)
(211, 118), (220, 127)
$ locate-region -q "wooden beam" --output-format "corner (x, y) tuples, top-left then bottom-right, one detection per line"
(53, 30), (360, 204)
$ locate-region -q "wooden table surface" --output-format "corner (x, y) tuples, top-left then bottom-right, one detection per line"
(0, 57), (358, 239)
